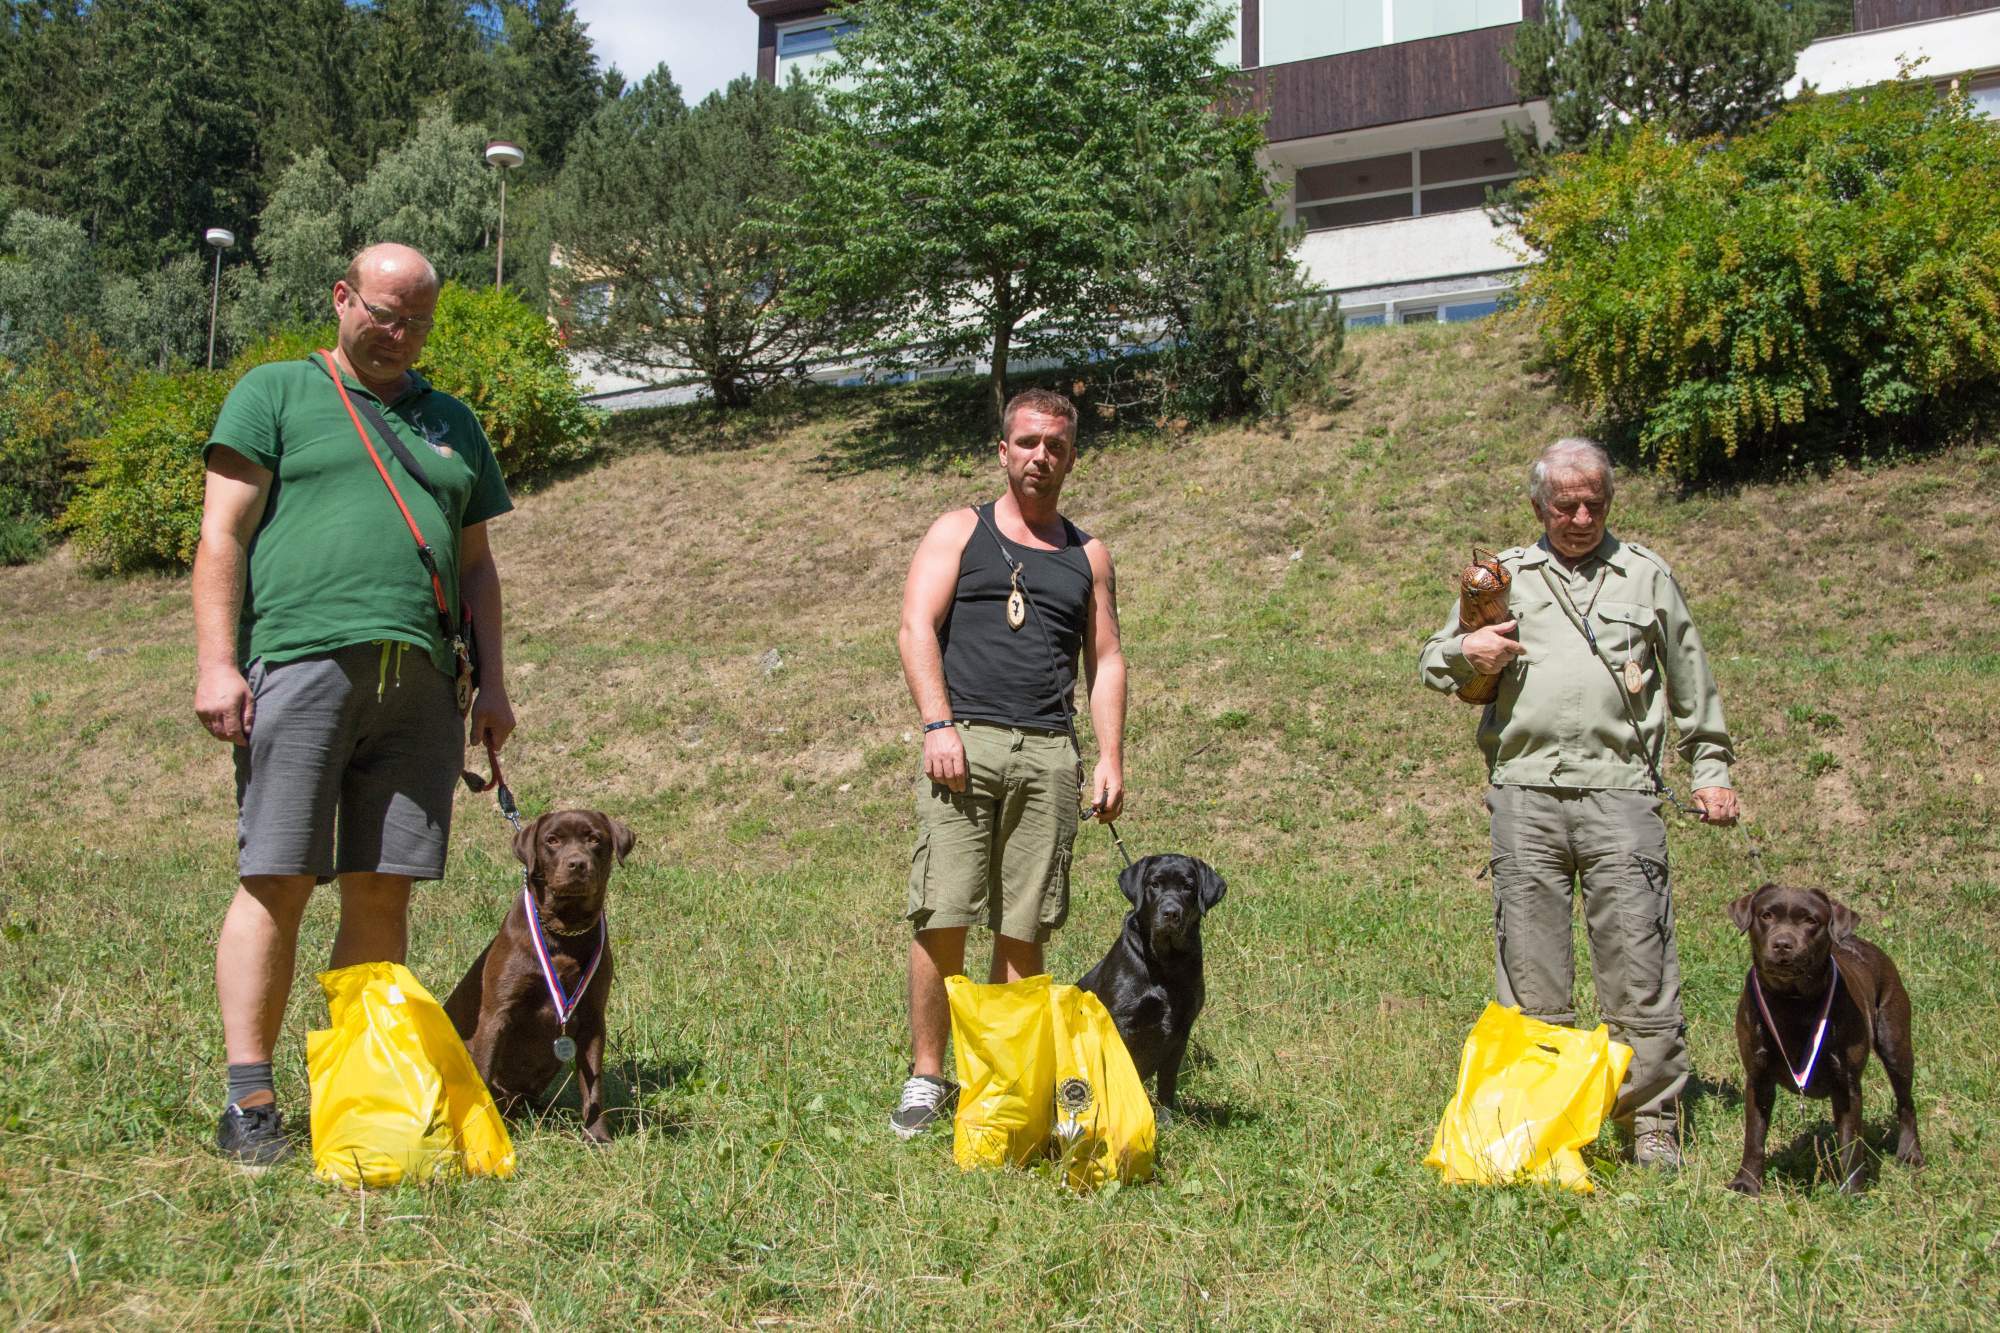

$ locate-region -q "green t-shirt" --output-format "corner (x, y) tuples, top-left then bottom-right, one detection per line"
(207, 353), (514, 676)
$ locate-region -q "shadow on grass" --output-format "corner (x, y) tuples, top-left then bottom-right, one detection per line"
(1168, 1096), (1261, 1131)
(1757, 1117), (1920, 1194)
(601, 385), (827, 457)
(532, 1052), (705, 1139)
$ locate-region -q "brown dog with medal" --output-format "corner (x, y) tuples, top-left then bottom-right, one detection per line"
(1726, 883), (1923, 1196)
(444, 809), (634, 1143)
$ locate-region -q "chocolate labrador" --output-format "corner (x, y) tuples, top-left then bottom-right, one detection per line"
(1077, 853), (1227, 1118)
(1727, 883), (1923, 1195)
(444, 809), (634, 1143)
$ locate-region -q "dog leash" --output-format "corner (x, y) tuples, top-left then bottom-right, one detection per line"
(462, 735), (523, 833)
(973, 505), (1134, 870)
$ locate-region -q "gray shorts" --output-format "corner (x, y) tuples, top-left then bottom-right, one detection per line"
(233, 642), (462, 882)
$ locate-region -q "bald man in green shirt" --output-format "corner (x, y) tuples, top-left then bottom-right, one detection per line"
(1420, 437), (1738, 1170)
(193, 243), (514, 1165)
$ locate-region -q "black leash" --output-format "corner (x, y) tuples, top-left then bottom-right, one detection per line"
(972, 505), (1134, 869)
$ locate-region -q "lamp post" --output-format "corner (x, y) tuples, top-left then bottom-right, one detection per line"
(485, 139), (525, 288)
(204, 228), (235, 370)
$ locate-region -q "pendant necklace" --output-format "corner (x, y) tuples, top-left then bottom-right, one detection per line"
(1006, 563), (1027, 631)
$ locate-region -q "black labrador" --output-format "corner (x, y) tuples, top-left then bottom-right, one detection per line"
(1077, 853), (1227, 1118)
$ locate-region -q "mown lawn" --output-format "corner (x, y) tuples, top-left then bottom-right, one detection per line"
(2, 321), (1996, 1328)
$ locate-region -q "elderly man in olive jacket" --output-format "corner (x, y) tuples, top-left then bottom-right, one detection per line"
(1420, 437), (1738, 1170)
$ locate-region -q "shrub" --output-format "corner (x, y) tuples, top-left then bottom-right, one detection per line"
(1516, 77), (2000, 481)
(418, 283), (603, 478)
(63, 286), (601, 574)
(0, 327), (133, 524)
(63, 367), (227, 572)
(0, 488), (49, 565)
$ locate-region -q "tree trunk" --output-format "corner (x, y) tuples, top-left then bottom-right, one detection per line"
(988, 310), (1008, 430)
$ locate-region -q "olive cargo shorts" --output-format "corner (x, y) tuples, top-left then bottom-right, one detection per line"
(1487, 784), (1689, 1133)
(908, 721), (1082, 943)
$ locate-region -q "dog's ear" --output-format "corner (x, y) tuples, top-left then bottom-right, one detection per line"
(512, 813), (547, 876)
(607, 817), (636, 864)
(1117, 858), (1148, 906)
(1822, 892), (1859, 945)
(1727, 888), (1764, 934)
(1195, 860), (1227, 911)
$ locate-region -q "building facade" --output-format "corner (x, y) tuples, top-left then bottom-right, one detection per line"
(750, 0), (2000, 329)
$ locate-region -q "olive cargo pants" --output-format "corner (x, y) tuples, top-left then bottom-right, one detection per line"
(1487, 785), (1689, 1135)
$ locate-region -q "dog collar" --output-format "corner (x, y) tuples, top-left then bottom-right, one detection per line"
(1749, 956), (1841, 1092)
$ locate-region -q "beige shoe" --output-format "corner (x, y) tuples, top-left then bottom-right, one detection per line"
(1633, 1127), (1683, 1171)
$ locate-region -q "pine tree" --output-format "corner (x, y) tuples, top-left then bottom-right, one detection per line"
(54, 0), (260, 274)
(550, 72), (860, 408)
(1508, 0), (1812, 152)
(492, 0), (604, 178)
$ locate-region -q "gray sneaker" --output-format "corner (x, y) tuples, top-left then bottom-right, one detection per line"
(216, 1101), (292, 1167)
(1633, 1127), (1683, 1171)
(889, 1074), (958, 1139)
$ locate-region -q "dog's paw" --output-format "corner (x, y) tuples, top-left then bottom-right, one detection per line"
(1726, 1171), (1762, 1197)
(1897, 1140), (1925, 1170)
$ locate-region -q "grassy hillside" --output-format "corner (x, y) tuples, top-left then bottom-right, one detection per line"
(1, 320), (1996, 1327)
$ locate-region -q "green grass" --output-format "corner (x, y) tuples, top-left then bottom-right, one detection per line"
(2, 319), (1998, 1326)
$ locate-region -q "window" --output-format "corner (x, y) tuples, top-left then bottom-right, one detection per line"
(777, 17), (857, 59)
(1443, 298), (1500, 322)
(1262, 0), (1519, 64)
(1295, 138), (1518, 231)
(569, 282), (611, 326)
(1972, 80), (2000, 121)
(1400, 307), (1439, 324)
(1345, 312), (1387, 328)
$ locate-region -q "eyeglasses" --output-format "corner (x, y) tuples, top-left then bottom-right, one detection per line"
(346, 289), (435, 336)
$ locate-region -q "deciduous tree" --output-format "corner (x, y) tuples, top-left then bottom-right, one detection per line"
(779, 0), (1248, 429)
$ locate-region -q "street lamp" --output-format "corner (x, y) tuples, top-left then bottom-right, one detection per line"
(485, 139), (525, 288)
(204, 227), (235, 370)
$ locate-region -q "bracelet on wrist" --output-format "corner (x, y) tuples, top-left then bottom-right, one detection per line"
(922, 719), (955, 733)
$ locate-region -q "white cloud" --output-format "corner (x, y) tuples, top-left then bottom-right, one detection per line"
(572, 0), (760, 103)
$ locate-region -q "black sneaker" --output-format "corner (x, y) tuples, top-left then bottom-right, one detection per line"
(216, 1101), (292, 1167)
(889, 1074), (958, 1140)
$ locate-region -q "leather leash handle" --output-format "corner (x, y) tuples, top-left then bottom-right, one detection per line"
(462, 734), (521, 829)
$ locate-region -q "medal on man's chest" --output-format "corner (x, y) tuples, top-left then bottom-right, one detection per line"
(1006, 564), (1027, 631)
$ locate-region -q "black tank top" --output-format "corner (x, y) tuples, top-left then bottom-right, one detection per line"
(941, 502), (1094, 731)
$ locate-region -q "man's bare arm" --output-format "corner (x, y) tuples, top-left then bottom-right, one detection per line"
(899, 510), (976, 792)
(1080, 538), (1125, 821)
(192, 448), (272, 745)
(459, 520), (514, 751)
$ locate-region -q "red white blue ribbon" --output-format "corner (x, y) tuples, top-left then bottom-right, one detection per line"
(1749, 957), (1841, 1091)
(523, 887), (606, 1030)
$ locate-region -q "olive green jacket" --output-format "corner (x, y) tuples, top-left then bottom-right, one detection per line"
(1419, 534), (1735, 791)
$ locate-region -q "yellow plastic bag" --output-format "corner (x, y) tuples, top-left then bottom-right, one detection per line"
(1424, 1002), (1633, 1194)
(1049, 984), (1155, 1191)
(946, 973), (1055, 1170)
(946, 974), (1154, 1190)
(307, 962), (516, 1188)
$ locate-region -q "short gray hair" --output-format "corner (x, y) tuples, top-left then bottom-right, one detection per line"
(1528, 437), (1614, 507)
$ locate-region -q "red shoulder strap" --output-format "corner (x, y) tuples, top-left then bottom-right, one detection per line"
(319, 349), (451, 621)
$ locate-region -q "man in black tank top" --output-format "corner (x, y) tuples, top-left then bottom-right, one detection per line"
(887, 388), (1129, 1139)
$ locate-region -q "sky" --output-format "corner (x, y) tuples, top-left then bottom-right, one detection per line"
(572, 0), (760, 103)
